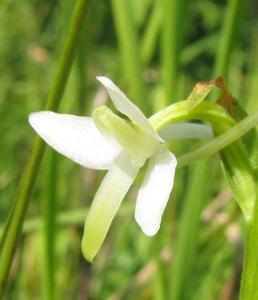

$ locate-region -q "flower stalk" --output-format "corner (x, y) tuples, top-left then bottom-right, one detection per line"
(239, 188), (258, 300)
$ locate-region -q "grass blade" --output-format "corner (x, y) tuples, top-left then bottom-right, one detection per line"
(161, 0), (188, 105)
(111, 0), (148, 112)
(170, 159), (209, 300)
(0, 0), (91, 296)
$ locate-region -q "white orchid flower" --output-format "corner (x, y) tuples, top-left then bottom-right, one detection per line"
(29, 76), (213, 261)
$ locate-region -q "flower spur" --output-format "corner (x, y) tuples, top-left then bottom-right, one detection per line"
(29, 77), (213, 261)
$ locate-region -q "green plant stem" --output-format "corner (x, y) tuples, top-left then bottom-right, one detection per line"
(177, 109), (258, 167)
(238, 28), (258, 300)
(161, 0), (187, 105)
(111, 0), (147, 112)
(170, 159), (209, 300)
(76, 0), (93, 114)
(141, 1), (161, 65)
(211, 0), (244, 102)
(213, 0), (244, 78)
(246, 31), (258, 112)
(149, 100), (258, 166)
(43, 151), (58, 300)
(150, 100), (234, 130)
(0, 0), (90, 296)
(239, 186), (258, 300)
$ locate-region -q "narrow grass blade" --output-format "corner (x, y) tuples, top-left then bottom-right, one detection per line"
(170, 159), (209, 300)
(161, 0), (188, 105)
(213, 0), (245, 79)
(42, 150), (58, 300)
(141, 1), (161, 65)
(0, 0), (91, 296)
(110, 0), (148, 112)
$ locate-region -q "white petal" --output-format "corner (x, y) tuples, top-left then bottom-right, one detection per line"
(158, 123), (214, 141)
(96, 76), (162, 142)
(135, 148), (177, 236)
(81, 153), (139, 261)
(29, 111), (122, 170)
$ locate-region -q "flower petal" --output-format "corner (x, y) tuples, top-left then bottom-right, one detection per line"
(81, 153), (139, 261)
(96, 76), (162, 142)
(135, 148), (177, 236)
(158, 123), (214, 141)
(29, 111), (121, 170)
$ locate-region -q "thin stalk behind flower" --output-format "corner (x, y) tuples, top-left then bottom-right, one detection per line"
(141, 1), (161, 65)
(212, 0), (244, 79)
(240, 183), (258, 300)
(111, 0), (147, 112)
(211, 0), (245, 100)
(239, 41), (258, 300)
(76, 2), (93, 114)
(0, 0), (91, 296)
(170, 159), (209, 300)
(43, 150), (58, 300)
(161, 0), (188, 105)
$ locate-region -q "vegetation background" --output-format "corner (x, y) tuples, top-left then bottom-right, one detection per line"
(0, 0), (258, 299)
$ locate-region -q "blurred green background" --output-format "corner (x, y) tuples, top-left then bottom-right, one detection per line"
(0, 0), (258, 299)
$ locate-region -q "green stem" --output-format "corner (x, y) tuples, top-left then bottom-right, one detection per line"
(177, 109), (258, 167)
(43, 151), (58, 300)
(161, 0), (187, 104)
(246, 30), (258, 112)
(76, 0), (93, 114)
(111, 0), (147, 112)
(170, 159), (209, 300)
(238, 28), (258, 300)
(150, 100), (234, 130)
(0, 0), (90, 296)
(141, 1), (161, 65)
(210, 0), (244, 101)
(239, 187), (258, 300)
(213, 0), (244, 78)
